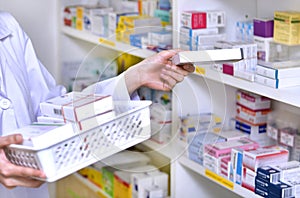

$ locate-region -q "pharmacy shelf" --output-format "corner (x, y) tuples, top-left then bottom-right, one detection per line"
(61, 26), (156, 59)
(140, 140), (261, 198)
(178, 155), (261, 198)
(193, 67), (300, 108)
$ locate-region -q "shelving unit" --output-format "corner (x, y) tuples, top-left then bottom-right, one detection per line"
(169, 0), (300, 198)
(58, 0), (300, 198)
(61, 26), (156, 59)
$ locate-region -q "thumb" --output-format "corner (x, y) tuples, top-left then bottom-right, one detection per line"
(0, 134), (23, 148)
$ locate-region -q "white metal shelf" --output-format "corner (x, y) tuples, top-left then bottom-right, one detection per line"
(192, 67), (300, 108)
(61, 26), (156, 59)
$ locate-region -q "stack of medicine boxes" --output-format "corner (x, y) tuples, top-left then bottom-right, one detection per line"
(235, 89), (274, 147)
(179, 10), (226, 51)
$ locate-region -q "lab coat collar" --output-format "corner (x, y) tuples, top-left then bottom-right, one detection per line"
(0, 20), (12, 40)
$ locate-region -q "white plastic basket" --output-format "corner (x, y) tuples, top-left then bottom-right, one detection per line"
(4, 100), (152, 182)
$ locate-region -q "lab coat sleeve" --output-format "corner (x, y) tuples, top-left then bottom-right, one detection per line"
(82, 72), (139, 101)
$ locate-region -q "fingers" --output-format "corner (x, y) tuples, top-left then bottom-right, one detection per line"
(161, 67), (185, 90)
(0, 163), (45, 188)
(159, 61), (194, 90)
(0, 162), (46, 179)
(0, 134), (23, 148)
(165, 64), (191, 76)
(160, 73), (176, 91)
(162, 68), (185, 83)
(0, 149), (46, 189)
(0, 176), (45, 189)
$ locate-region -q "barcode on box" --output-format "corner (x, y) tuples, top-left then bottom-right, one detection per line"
(54, 108), (62, 115)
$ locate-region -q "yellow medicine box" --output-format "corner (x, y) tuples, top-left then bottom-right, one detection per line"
(273, 11), (300, 45)
(76, 6), (84, 20)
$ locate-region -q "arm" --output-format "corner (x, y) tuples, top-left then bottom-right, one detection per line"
(83, 49), (194, 99)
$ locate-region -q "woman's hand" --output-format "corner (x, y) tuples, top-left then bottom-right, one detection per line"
(124, 49), (195, 95)
(0, 134), (46, 189)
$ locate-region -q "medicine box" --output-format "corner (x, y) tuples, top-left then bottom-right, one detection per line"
(256, 166), (281, 184)
(255, 176), (270, 190)
(148, 30), (172, 46)
(179, 113), (222, 142)
(204, 138), (259, 158)
(254, 73), (300, 89)
(220, 156), (231, 178)
(274, 11), (300, 45)
(150, 105), (172, 144)
(272, 161), (300, 183)
(236, 103), (270, 125)
(131, 171), (168, 198)
(236, 20), (254, 42)
(255, 186), (269, 197)
(254, 36), (289, 63)
(39, 91), (114, 122)
(113, 165), (159, 198)
(180, 27), (219, 40)
(230, 148), (244, 184)
(242, 167), (256, 192)
(181, 10), (225, 29)
(188, 132), (225, 165)
(235, 117), (267, 134)
(268, 182), (295, 198)
(130, 32), (148, 48)
(279, 127), (298, 147)
(218, 130), (248, 141)
(236, 90), (271, 111)
(203, 153), (222, 174)
(253, 18), (274, 38)
(255, 60), (300, 79)
(243, 146), (289, 171)
(108, 11), (139, 36)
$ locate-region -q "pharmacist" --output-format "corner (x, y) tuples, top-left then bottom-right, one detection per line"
(0, 11), (194, 198)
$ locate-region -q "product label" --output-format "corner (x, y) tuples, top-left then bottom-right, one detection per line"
(205, 169), (234, 190)
(99, 38), (116, 47)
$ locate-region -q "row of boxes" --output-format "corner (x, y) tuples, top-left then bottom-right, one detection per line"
(254, 161), (300, 197)
(240, 11), (300, 45)
(116, 15), (162, 43)
(179, 113), (222, 143)
(235, 89), (274, 147)
(78, 150), (169, 198)
(212, 41), (258, 82)
(63, 2), (172, 51)
(129, 29), (172, 51)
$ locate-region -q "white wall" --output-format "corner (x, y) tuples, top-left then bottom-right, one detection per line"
(0, 0), (60, 82)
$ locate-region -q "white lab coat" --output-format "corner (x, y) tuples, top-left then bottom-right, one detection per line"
(0, 11), (136, 198)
